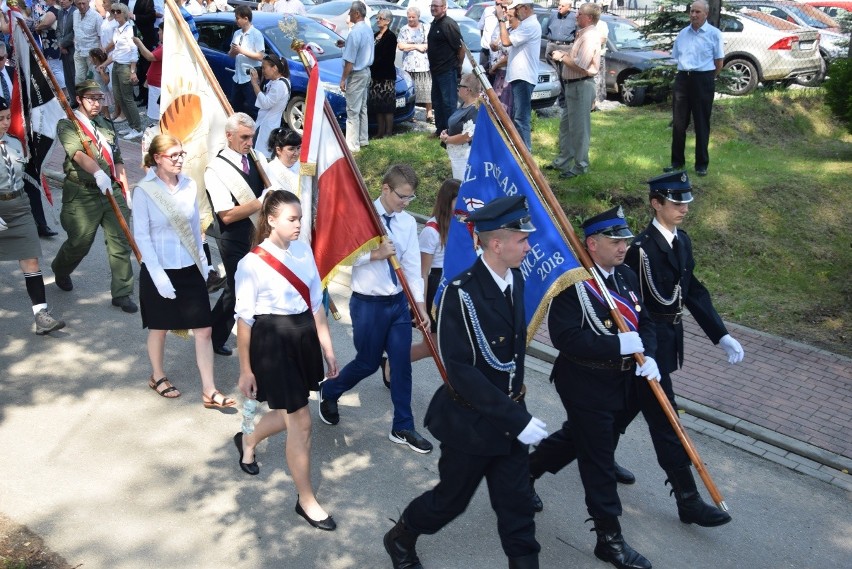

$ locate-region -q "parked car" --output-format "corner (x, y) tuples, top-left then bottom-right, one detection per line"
(727, 0), (847, 85)
(393, 0), (468, 21)
(804, 0), (852, 20)
(305, 0), (398, 35)
(194, 12), (415, 134)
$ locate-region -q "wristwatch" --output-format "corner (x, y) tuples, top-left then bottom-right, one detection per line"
(499, 17), (508, 23)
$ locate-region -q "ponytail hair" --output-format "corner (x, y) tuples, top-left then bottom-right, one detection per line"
(251, 189), (302, 247)
(432, 178), (460, 247)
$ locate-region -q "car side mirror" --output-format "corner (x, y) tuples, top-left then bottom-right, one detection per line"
(336, 39), (345, 48)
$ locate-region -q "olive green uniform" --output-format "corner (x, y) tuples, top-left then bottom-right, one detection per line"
(51, 116), (134, 299)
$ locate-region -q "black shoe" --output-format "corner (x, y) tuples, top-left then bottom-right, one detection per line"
(318, 387), (339, 425)
(55, 274), (73, 291)
(233, 432), (259, 476)
(695, 168), (708, 176)
(111, 296), (138, 313)
(560, 170), (579, 179)
(614, 461), (636, 485)
(389, 429), (433, 454)
(206, 271), (227, 293)
(384, 518), (422, 569)
(592, 517), (652, 569)
(213, 344), (233, 356)
(530, 477), (543, 513)
(380, 356), (390, 389)
(38, 225), (58, 237)
(295, 499), (336, 531)
(666, 466), (732, 527)
(663, 164), (684, 173)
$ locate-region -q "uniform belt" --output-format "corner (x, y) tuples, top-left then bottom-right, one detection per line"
(564, 354), (635, 371)
(0, 189), (24, 201)
(650, 311), (683, 324)
(564, 76), (592, 84)
(447, 383), (525, 409)
(678, 70), (714, 76)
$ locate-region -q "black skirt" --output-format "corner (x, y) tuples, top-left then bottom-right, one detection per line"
(250, 311), (324, 413)
(140, 264), (212, 330)
(426, 267), (442, 333)
(368, 79), (397, 114)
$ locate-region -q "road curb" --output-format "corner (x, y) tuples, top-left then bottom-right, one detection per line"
(526, 339), (852, 491)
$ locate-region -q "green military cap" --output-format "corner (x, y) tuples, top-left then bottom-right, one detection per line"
(76, 80), (104, 96)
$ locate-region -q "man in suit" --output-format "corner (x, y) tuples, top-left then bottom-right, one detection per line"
(57, 0), (77, 102)
(384, 196), (547, 569)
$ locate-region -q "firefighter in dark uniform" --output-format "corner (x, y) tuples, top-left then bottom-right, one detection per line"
(542, 206), (660, 569)
(383, 196), (547, 569)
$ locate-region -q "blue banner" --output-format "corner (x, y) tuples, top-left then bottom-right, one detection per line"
(436, 105), (589, 339)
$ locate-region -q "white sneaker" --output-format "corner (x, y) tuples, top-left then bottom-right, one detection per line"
(122, 128), (143, 141)
(117, 127), (131, 135)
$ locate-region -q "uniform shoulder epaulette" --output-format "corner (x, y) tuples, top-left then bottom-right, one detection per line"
(451, 270), (475, 288)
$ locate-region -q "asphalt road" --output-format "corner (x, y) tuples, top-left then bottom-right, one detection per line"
(1, 198), (851, 568)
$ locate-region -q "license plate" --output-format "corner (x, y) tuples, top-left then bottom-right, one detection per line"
(395, 96), (406, 108)
(799, 41), (815, 50)
(531, 91), (550, 100)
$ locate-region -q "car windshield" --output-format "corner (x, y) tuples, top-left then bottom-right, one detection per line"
(261, 18), (344, 62)
(608, 20), (655, 50)
(787, 4), (837, 28)
(457, 18), (482, 53)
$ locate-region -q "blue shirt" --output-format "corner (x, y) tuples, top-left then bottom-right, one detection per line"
(672, 21), (724, 72)
(231, 25), (265, 84)
(342, 20), (375, 71)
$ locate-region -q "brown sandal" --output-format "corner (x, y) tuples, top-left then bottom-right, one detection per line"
(203, 390), (236, 409)
(149, 376), (181, 398)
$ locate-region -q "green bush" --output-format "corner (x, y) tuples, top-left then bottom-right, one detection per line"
(823, 58), (852, 133)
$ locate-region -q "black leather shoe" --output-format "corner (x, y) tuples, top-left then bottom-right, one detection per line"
(384, 518), (422, 569)
(663, 164), (685, 172)
(213, 344), (233, 356)
(55, 274), (73, 291)
(38, 225), (58, 237)
(592, 517), (652, 569)
(530, 477), (543, 513)
(111, 296), (138, 313)
(666, 466), (732, 527)
(233, 432), (259, 476)
(614, 462), (636, 485)
(295, 499), (336, 531)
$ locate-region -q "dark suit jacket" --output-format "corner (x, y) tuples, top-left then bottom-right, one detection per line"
(548, 265), (656, 411)
(625, 223), (727, 374)
(425, 257), (532, 457)
(57, 6), (76, 51)
(133, 0), (159, 47)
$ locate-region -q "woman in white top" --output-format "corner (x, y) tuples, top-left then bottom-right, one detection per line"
(265, 127), (301, 193)
(250, 53), (291, 159)
(133, 134), (236, 408)
(234, 189), (339, 530)
(183, 0), (207, 17)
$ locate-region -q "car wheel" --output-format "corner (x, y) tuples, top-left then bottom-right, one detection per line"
(795, 56), (827, 87)
(620, 82), (647, 107)
(723, 59), (758, 96)
(284, 96), (306, 135)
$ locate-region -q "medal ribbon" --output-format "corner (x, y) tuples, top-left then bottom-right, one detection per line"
(583, 278), (639, 332)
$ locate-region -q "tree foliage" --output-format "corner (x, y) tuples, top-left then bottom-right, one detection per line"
(823, 58), (852, 133)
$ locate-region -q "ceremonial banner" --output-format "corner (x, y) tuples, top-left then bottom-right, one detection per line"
(9, 9), (64, 206)
(160, 0), (230, 230)
(299, 60), (382, 286)
(437, 104), (589, 339)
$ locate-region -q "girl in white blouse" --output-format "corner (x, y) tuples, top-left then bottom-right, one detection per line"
(233, 189), (339, 530)
(133, 134), (235, 409)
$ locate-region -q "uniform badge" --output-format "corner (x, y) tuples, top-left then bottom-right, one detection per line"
(616, 205), (625, 219)
(681, 173), (688, 183)
(604, 319), (613, 328)
(499, 336), (505, 343)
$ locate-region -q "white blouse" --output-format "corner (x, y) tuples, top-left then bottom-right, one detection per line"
(418, 217), (445, 269)
(234, 238), (323, 327)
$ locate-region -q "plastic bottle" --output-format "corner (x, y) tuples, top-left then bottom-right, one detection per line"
(241, 399), (258, 435)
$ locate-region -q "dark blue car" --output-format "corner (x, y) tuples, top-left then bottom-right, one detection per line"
(194, 12), (415, 133)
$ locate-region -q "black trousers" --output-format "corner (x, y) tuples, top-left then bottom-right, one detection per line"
(671, 70), (716, 170)
(545, 371), (690, 517)
(404, 441), (540, 558)
(210, 237), (248, 348)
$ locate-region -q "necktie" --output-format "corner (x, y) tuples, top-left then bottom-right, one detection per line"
(382, 214), (398, 286)
(672, 235), (680, 253)
(241, 155), (250, 174)
(605, 273), (617, 293)
(0, 141), (15, 189)
(504, 285), (513, 308)
(1, 73), (9, 102)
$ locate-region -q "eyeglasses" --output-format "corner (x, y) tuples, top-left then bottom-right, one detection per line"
(110, 9), (122, 14)
(377, 16), (389, 21)
(82, 95), (105, 103)
(159, 151), (187, 162)
(391, 188), (416, 202)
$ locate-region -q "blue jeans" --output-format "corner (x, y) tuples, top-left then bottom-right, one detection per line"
(511, 80), (535, 151)
(321, 292), (415, 431)
(431, 69), (459, 135)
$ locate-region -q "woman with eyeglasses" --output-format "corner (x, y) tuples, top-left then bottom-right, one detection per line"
(439, 72), (480, 180)
(250, 53), (291, 159)
(369, 9), (398, 139)
(133, 133), (235, 409)
(266, 127), (301, 194)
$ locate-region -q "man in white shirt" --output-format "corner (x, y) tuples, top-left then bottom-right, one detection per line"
(72, 0), (102, 85)
(274, 0), (306, 15)
(228, 5), (265, 118)
(494, 0), (541, 151)
(318, 164), (432, 455)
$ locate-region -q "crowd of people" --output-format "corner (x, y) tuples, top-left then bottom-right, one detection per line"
(0, 1), (743, 566)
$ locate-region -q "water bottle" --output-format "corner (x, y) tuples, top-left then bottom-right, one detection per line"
(241, 399), (258, 435)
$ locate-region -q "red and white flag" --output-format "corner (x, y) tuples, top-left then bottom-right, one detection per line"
(299, 58), (382, 287)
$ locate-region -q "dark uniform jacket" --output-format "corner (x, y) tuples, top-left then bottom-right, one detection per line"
(548, 265), (656, 411)
(425, 257), (531, 456)
(625, 223), (727, 374)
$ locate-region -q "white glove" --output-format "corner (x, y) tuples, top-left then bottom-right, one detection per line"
(618, 331), (644, 355)
(93, 170), (113, 195)
(0, 215), (7, 232)
(636, 356), (661, 382)
(201, 261), (210, 279)
(517, 417), (547, 446)
(150, 268), (176, 299)
(718, 334), (744, 364)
